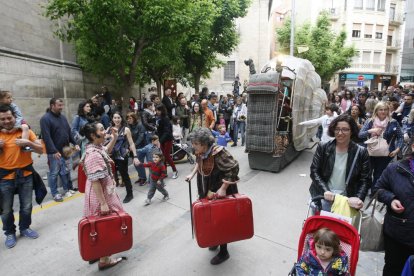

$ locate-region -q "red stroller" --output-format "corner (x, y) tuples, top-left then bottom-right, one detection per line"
(289, 196), (361, 276)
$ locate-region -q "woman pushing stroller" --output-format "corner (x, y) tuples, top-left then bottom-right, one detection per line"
(309, 114), (371, 212)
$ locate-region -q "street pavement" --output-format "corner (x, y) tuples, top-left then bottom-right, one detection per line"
(1, 146), (384, 275)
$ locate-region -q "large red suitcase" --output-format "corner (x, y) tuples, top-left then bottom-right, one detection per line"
(78, 211), (133, 261)
(192, 193), (254, 248)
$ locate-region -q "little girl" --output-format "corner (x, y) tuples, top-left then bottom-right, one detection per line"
(172, 116), (183, 142)
(295, 228), (349, 275)
(137, 152), (169, 205)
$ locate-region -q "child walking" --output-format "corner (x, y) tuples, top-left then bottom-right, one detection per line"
(137, 151), (169, 205)
(295, 228), (349, 275)
(0, 90), (31, 151)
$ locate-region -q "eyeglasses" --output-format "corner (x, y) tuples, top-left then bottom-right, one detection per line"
(334, 128), (350, 134)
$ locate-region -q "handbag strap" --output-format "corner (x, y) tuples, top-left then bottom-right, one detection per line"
(364, 190), (380, 217)
(345, 146), (361, 186)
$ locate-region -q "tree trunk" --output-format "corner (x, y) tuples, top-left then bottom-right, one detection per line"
(194, 74), (201, 94)
(155, 79), (162, 97)
(121, 85), (134, 116)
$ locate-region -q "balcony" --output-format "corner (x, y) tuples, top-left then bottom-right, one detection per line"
(328, 8), (341, 21)
(386, 40), (402, 51)
(389, 13), (404, 26)
(348, 63), (399, 74)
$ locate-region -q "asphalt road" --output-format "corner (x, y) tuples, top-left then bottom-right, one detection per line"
(1, 145), (384, 275)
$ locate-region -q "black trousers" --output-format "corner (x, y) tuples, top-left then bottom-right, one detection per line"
(115, 158), (133, 196)
(383, 233), (414, 275)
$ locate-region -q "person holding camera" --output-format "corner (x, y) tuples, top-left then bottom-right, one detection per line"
(231, 97), (247, 147)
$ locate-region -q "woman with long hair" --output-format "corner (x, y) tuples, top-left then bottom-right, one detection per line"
(155, 104), (178, 179)
(189, 102), (205, 133)
(359, 101), (403, 186)
(340, 90), (354, 113)
(72, 101), (94, 151)
(107, 111), (139, 203)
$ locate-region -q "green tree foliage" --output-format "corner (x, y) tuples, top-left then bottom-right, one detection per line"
(45, 0), (215, 99)
(276, 11), (356, 82)
(181, 0), (251, 93)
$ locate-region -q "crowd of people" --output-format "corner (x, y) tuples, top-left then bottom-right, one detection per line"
(0, 85), (249, 268)
(307, 84), (414, 275)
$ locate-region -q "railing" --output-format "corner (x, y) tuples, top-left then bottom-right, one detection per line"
(350, 63), (399, 74)
(389, 13), (404, 24)
(386, 40), (401, 48)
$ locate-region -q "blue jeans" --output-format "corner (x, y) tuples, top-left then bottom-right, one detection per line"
(0, 175), (33, 235)
(134, 151), (147, 181)
(233, 121), (246, 145)
(47, 154), (72, 197)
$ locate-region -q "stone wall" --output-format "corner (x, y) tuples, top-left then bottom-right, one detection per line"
(0, 0), (116, 133)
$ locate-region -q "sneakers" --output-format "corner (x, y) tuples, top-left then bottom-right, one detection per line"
(172, 171), (178, 179)
(162, 195), (170, 201)
(231, 144), (237, 147)
(144, 199), (151, 206)
(69, 189), (77, 195)
(20, 228), (39, 239)
(64, 191), (73, 198)
(53, 194), (63, 202)
(5, 234), (17, 249)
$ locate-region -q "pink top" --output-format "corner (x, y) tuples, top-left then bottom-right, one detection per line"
(83, 144), (124, 216)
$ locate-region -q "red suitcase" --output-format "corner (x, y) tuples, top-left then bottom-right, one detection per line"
(78, 211), (133, 261)
(78, 164), (87, 193)
(192, 193), (254, 248)
(78, 162), (116, 193)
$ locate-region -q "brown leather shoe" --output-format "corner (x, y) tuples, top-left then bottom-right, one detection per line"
(98, 257), (123, 271)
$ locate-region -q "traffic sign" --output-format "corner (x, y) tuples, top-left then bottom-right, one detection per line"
(358, 75), (364, 81)
(357, 80), (364, 87)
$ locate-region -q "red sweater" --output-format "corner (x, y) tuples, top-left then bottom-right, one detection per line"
(141, 161), (167, 181)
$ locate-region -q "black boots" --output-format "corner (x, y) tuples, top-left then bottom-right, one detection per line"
(123, 194), (133, 203)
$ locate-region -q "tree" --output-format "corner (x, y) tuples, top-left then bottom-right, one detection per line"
(276, 11), (356, 82)
(181, 0), (251, 93)
(45, 0), (215, 103)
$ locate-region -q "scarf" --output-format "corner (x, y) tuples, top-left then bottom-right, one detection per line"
(373, 117), (389, 131)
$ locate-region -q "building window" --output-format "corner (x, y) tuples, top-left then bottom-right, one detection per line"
(362, 51), (371, 63)
(364, 24), (373, 38)
(354, 0), (363, 9)
(373, 52), (381, 63)
(366, 0), (375, 10)
(352, 23), (361, 38)
(223, 61), (235, 81)
(376, 25), (383, 39)
(387, 35), (393, 46)
(377, 0), (385, 11)
(389, 3), (396, 21)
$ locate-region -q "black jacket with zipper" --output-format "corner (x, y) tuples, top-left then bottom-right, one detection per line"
(310, 140), (372, 201)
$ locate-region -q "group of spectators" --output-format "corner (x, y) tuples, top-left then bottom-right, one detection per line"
(307, 84), (414, 275)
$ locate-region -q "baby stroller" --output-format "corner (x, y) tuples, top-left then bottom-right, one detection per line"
(289, 196), (361, 276)
(171, 140), (195, 164)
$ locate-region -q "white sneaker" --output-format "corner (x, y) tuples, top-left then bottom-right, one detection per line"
(64, 191), (73, 198)
(144, 199), (151, 206)
(162, 195), (170, 201)
(69, 189), (76, 195)
(172, 171), (178, 179)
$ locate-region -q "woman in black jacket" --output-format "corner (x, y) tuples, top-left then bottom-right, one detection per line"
(373, 148), (414, 275)
(310, 114), (372, 211)
(156, 104), (178, 179)
(141, 101), (157, 144)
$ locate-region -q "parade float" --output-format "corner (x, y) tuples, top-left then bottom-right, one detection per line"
(246, 55), (327, 172)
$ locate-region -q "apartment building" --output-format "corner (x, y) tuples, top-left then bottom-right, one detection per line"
(278, 0), (406, 91)
(400, 0), (414, 85)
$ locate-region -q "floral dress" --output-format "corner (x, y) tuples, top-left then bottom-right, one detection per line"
(83, 143), (124, 216)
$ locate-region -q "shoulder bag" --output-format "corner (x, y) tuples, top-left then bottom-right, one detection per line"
(364, 131), (390, 157)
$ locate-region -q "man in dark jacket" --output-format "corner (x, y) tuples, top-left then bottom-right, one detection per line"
(40, 98), (78, 202)
(162, 88), (176, 119)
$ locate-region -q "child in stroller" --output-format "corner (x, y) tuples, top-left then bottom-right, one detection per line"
(295, 228), (350, 275)
(289, 197), (360, 276)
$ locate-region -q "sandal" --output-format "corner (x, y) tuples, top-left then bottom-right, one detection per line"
(98, 257), (123, 271)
